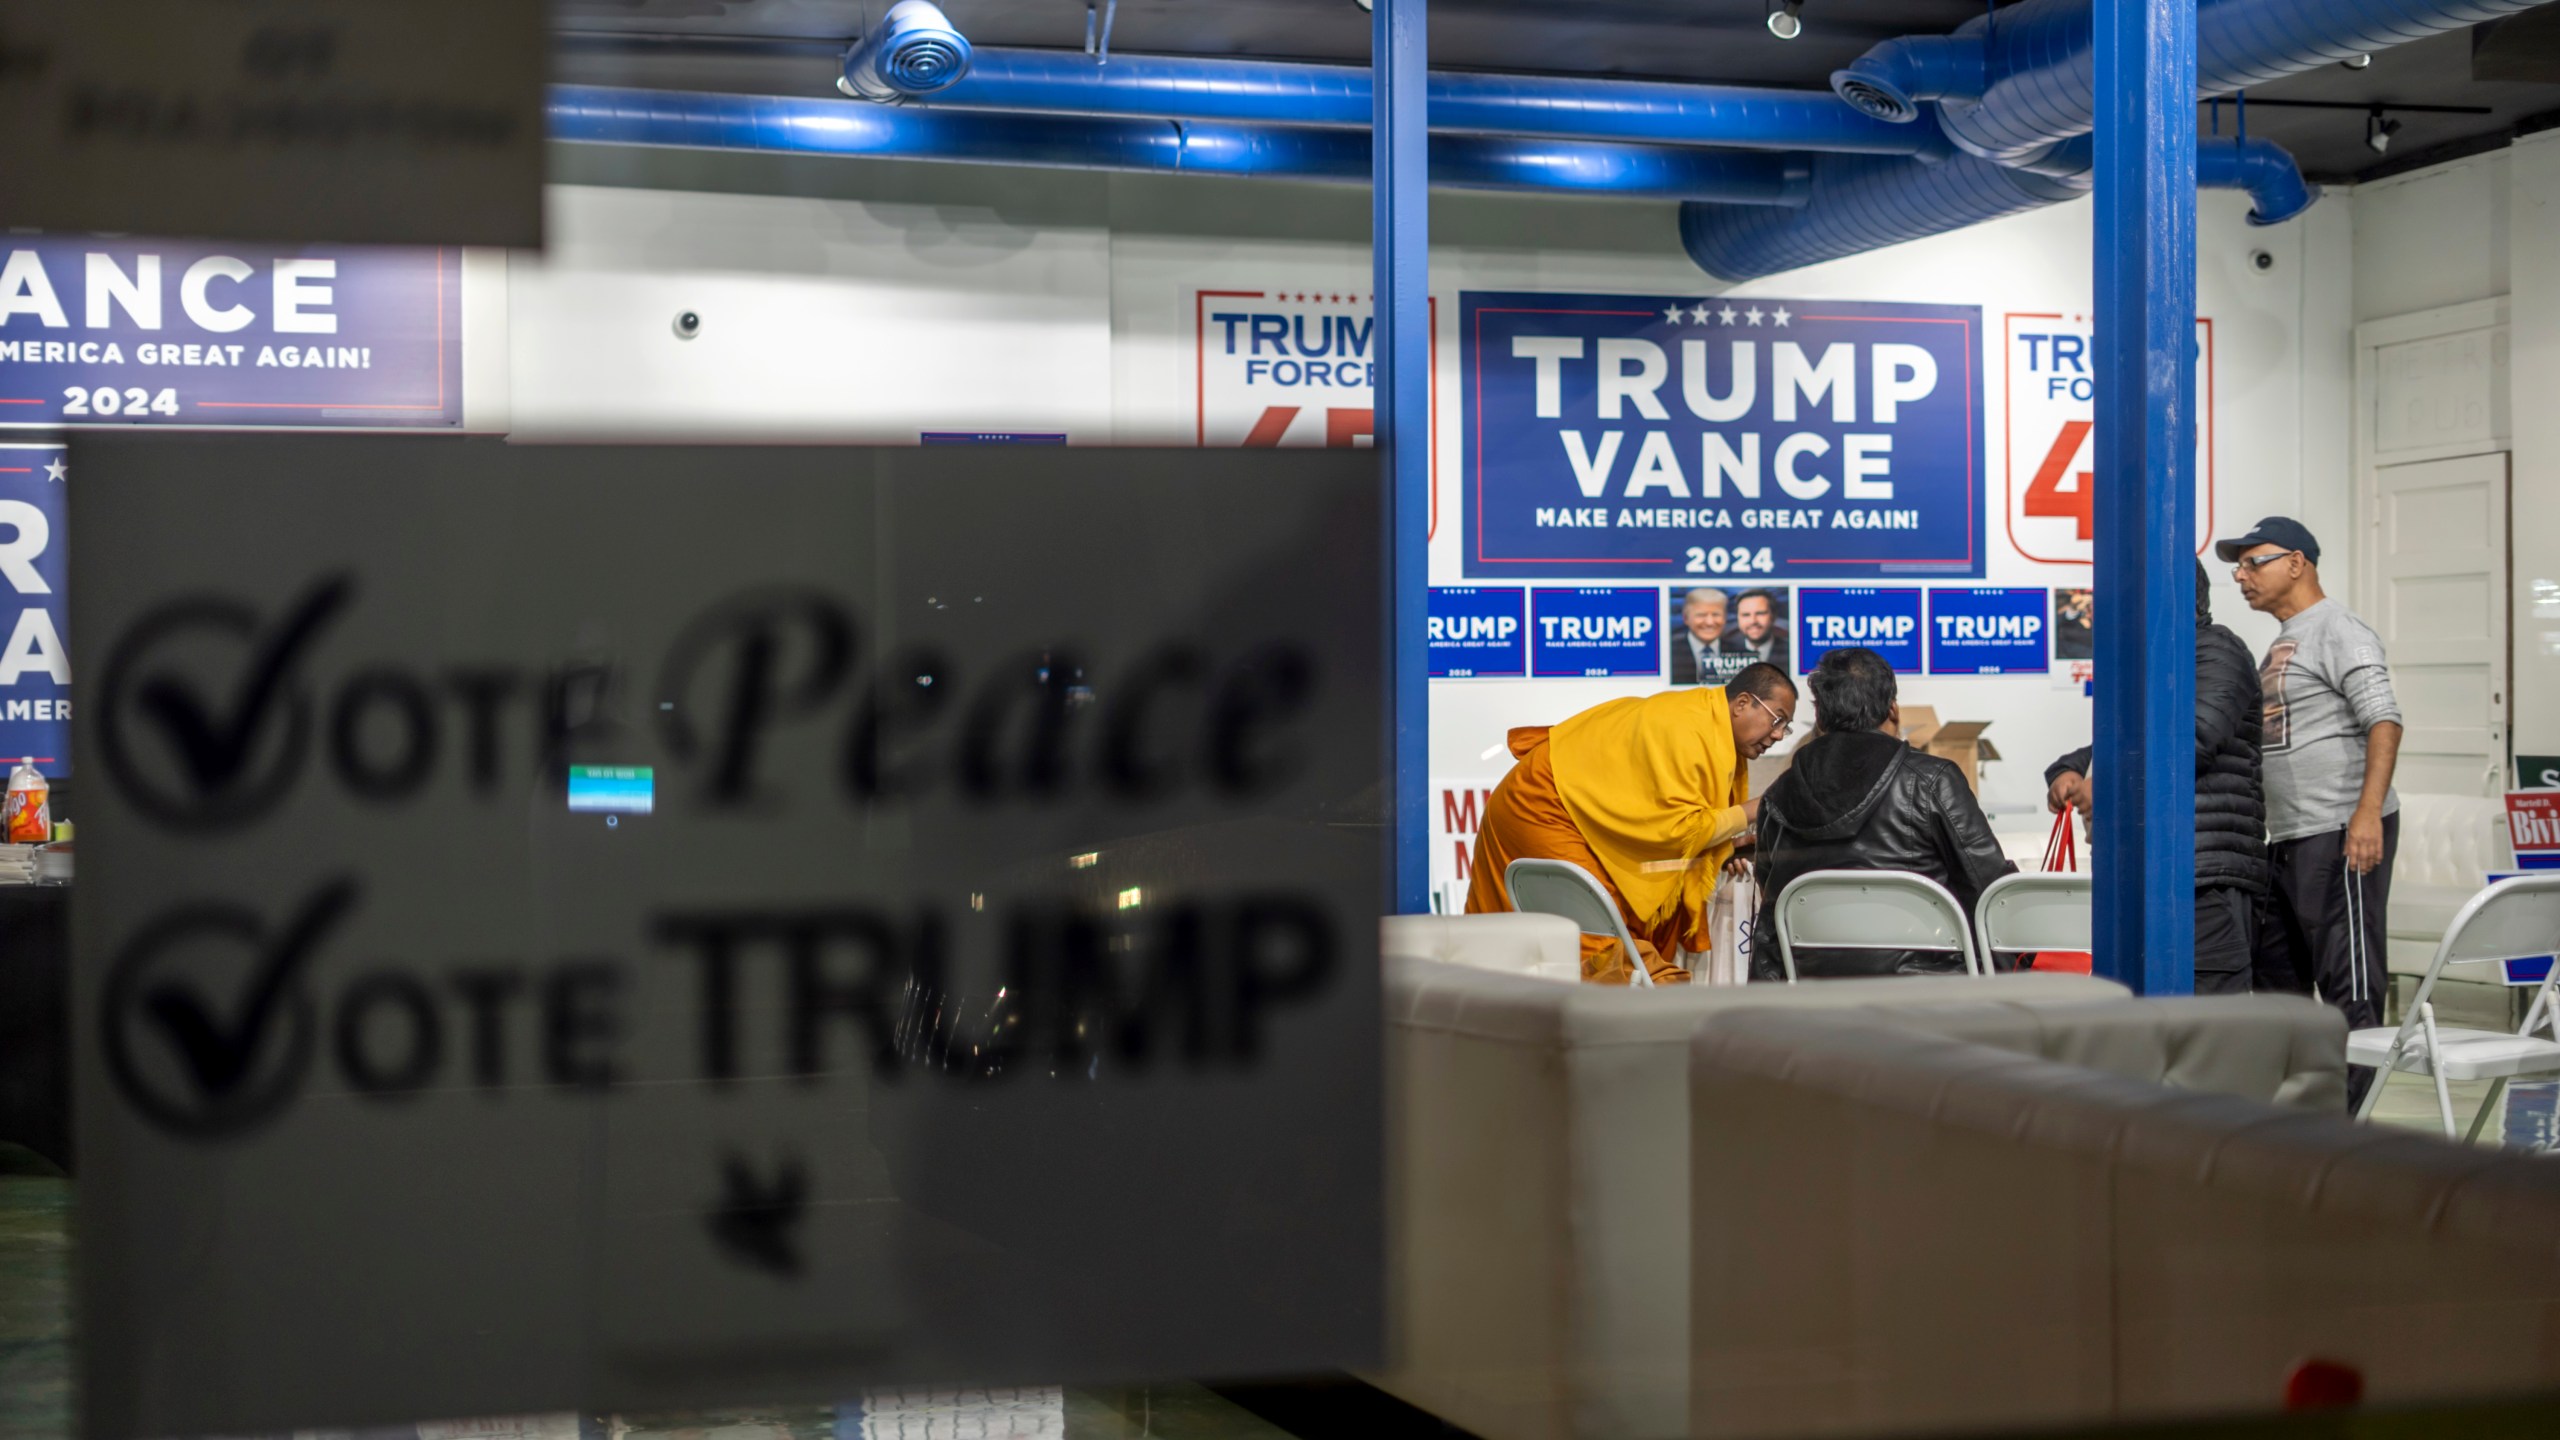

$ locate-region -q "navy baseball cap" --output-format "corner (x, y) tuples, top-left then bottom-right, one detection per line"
(2213, 516), (2320, 566)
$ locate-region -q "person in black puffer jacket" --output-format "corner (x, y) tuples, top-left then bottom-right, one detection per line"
(1751, 647), (2017, 980)
(2044, 559), (2268, 992)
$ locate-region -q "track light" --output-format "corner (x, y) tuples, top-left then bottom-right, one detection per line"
(2366, 107), (2401, 154)
(1767, 0), (1804, 41)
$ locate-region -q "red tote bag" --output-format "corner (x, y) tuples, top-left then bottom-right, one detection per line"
(2022, 805), (2092, 974)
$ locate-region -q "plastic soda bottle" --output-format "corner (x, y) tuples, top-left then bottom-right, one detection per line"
(6, 758), (48, 844)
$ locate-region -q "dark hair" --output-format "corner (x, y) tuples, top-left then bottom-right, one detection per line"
(1808, 647), (1896, 734)
(1727, 661), (1795, 707)
(2196, 557), (2212, 627)
(1734, 588), (1777, 610)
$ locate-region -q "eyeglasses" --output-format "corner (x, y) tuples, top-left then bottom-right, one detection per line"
(2235, 550), (2299, 573)
(1740, 690), (1794, 738)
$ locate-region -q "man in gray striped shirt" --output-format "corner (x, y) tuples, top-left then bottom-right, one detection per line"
(2220, 517), (2402, 1108)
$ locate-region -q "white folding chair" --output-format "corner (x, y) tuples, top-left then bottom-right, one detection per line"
(1772, 869), (1981, 984)
(1973, 872), (2092, 975)
(1504, 857), (1654, 988)
(2351, 872), (2560, 1141)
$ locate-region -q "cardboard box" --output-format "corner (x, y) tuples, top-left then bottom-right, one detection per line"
(1898, 704), (2001, 795)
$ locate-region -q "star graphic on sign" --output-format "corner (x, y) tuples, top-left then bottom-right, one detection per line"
(1662, 303), (1685, 324)
(1745, 306), (1765, 326)
(1690, 303), (1713, 324)
(1772, 306), (1793, 327)
(1717, 304), (1738, 325)
(41, 459), (65, 482)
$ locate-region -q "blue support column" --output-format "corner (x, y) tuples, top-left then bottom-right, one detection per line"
(1374, 0), (1430, 915)
(2091, 0), (2198, 995)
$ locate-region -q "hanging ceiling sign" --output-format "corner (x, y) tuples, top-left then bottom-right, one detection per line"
(2003, 311), (2215, 564)
(0, 239), (460, 429)
(1459, 291), (1984, 582)
(0, 0), (543, 247)
(72, 436), (1382, 1440)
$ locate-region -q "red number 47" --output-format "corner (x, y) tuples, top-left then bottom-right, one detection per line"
(2023, 419), (2095, 540)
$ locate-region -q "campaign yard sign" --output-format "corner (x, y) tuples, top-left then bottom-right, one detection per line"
(1460, 291), (1983, 582)
(0, 443), (68, 768)
(1927, 587), (2049, 675)
(1430, 776), (1499, 914)
(1797, 587), (1922, 674)
(0, 239), (461, 428)
(2508, 791), (2560, 872)
(72, 437), (1383, 1439)
(1530, 588), (1659, 678)
(1428, 587), (1525, 678)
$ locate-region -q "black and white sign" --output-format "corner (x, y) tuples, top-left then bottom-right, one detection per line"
(0, 0), (543, 246)
(72, 437), (1383, 1438)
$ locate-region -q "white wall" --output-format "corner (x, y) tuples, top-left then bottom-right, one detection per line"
(2353, 152), (2509, 324)
(2344, 140), (2560, 761)
(475, 147), (2357, 859)
(2507, 133), (2560, 757)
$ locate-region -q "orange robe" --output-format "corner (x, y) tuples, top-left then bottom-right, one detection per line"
(1465, 688), (1752, 985)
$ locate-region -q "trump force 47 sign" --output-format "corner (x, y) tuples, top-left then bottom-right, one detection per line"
(2005, 312), (2214, 563)
(1460, 292), (1983, 582)
(1194, 286), (1438, 532)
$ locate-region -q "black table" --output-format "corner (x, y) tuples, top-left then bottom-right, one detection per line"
(0, 884), (69, 1170)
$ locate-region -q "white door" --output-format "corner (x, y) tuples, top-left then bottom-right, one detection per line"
(2373, 451), (2509, 795)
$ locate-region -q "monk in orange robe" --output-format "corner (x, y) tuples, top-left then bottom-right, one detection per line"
(1467, 664), (1798, 984)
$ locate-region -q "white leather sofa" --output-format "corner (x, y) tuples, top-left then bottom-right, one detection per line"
(1361, 953), (2355, 1434)
(1691, 1005), (2554, 1439)
(2387, 792), (2514, 978)
(1383, 911), (1582, 981)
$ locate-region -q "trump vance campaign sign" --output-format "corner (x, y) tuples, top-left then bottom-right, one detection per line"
(0, 239), (460, 428)
(0, 443), (67, 768)
(1460, 291), (1983, 582)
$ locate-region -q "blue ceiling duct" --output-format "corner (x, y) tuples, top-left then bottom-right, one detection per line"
(1833, 0), (2557, 163)
(548, 86), (1814, 205)
(2198, 134), (2318, 226)
(1679, 132), (2315, 280)
(871, 47), (1934, 156)
(1679, 150), (2086, 282)
(837, 0), (974, 105)
(1829, 34), (1986, 125)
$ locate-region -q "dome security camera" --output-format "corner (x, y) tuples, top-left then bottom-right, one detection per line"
(673, 310), (703, 339)
(2248, 249), (2275, 274)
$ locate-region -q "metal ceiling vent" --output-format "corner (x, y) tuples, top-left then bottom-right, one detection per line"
(839, 1), (974, 104)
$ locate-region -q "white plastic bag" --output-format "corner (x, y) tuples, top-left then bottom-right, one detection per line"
(1701, 872), (1759, 985)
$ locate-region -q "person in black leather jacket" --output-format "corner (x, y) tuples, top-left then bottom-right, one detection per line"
(1750, 647), (2016, 980)
(2044, 560), (2268, 992)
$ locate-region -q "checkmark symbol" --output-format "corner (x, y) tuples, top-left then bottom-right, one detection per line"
(135, 577), (351, 795)
(141, 879), (356, 1102)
